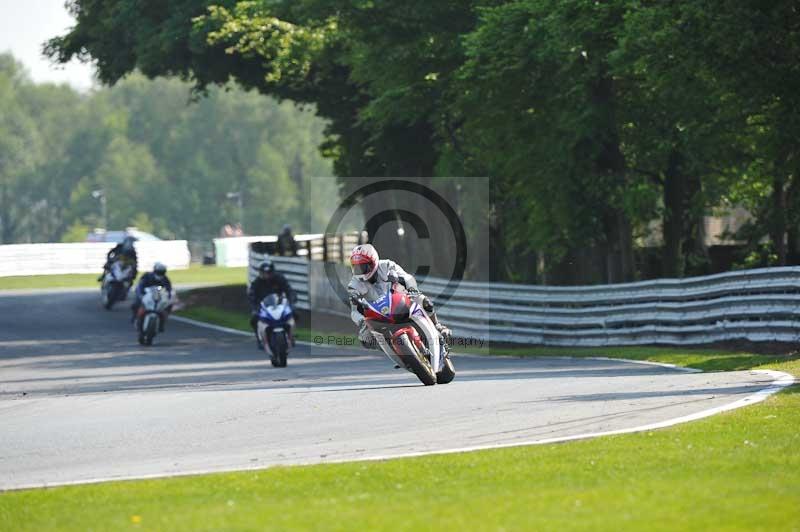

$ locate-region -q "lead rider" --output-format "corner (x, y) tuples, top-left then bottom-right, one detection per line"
(347, 244), (451, 348)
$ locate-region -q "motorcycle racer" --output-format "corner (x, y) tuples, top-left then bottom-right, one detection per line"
(98, 236), (138, 285)
(131, 262), (172, 330)
(347, 244), (451, 348)
(248, 260), (297, 348)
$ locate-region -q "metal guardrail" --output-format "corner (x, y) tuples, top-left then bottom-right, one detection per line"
(248, 242), (800, 346)
(214, 233), (342, 267)
(248, 253), (311, 311)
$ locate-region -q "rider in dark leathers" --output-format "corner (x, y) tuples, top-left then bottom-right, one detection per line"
(99, 236), (138, 282)
(276, 224), (299, 256)
(248, 260), (297, 348)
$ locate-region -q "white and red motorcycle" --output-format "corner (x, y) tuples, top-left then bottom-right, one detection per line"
(357, 283), (455, 386)
(100, 260), (134, 310)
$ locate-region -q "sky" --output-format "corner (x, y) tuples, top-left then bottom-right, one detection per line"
(0, 0), (95, 90)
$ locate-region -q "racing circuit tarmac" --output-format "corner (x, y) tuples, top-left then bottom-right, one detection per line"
(0, 289), (785, 490)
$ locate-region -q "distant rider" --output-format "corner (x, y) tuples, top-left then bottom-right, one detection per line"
(347, 244), (451, 349)
(276, 224), (298, 256)
(99, 236), (138, 283)
(131, 262), (172, 331)
(248, 260), (297, 348)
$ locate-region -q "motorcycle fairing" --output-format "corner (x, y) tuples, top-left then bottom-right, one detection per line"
(365, 291), (441, 373)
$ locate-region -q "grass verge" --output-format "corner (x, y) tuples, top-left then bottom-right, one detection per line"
(0, 265), (248, 290)
(2, 305), (798, 530)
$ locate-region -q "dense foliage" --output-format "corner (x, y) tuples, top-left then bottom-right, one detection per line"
(0, 54), (334, 245)
(42, 0), (800, 282)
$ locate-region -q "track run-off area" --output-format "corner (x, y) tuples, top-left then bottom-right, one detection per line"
(0, 289), (792, 490)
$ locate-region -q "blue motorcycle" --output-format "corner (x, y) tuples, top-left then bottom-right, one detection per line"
(256, 293), (294, 367)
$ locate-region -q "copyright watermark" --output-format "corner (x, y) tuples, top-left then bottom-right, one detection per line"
(309, 176), (490, 343)
(311, 334), (486, 350)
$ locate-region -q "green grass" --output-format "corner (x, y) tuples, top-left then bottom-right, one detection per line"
(0, 265), (248, 290)
(3, 302), (799, 530)
(465, 344), (800, 372)
(1, 358), (797, 530)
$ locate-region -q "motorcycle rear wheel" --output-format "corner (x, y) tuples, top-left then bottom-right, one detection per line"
(395, 334), (436, 386)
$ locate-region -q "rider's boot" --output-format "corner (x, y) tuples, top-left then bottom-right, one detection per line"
(428, 310), (452, 341)
(421, 294), (452, 340)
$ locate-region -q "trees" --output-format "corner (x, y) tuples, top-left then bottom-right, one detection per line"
(0, 55), (42, 243)
(43, 0), (800, 281)
(0, 53), (333, 244)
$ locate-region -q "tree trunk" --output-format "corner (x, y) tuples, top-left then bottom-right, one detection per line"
(591, 75), (635, 283)
(770, 175), (787, 266)
(662, 149), (686, 278)
(787, 171), (800, 264)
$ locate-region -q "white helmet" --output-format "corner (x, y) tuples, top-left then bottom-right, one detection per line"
(350, 244), (379, 281)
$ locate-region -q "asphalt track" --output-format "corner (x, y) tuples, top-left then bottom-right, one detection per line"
(0, 289), (785, 490)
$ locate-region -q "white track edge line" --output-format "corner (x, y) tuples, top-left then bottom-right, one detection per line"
(4, 369), (793, 492)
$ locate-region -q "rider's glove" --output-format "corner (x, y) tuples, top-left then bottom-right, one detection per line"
(358, 320), (373, 345)
(350, 295), (365, 315)
(386, 272), (399, 284)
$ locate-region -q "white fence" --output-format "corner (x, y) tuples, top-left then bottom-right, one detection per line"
(250, 244), (800, 346)
(0, 241), (191, 277)
(214, 236), (278, 267)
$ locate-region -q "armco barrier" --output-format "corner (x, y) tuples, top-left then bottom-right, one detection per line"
(249, 244), (800, 346)
(0, 240), (191, 277)
(216, 233), (361, 267)
(248, 253), (311, 311)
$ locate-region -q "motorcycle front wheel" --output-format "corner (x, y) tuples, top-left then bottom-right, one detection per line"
(395, 333), (436, 386)
(142, 315), (157, 346)
(436, 355), (456, 384)
(270, 331), (288, 367)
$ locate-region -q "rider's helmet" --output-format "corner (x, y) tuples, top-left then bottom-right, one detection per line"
(153, 262), (167, 280)
(121, 236), (137, 253)
(258, 260), (274, 278)
(350, 244), (379, 281)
